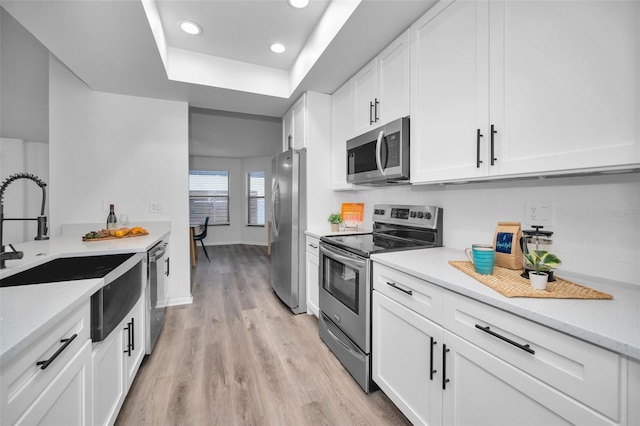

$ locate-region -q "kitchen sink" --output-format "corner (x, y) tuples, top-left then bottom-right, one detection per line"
(0, 253), (136, 287)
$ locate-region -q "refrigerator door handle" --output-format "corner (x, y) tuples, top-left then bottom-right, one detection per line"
(272, 179), (280, 238)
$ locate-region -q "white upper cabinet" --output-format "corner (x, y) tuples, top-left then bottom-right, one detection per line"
(353, 29), (411, 135)
(411, 0), (640, 184)
(331, 80), (355, 190)
(377, 29), (411, 128)
(411, 0), (489, 183)
(282, 94), (306, 151)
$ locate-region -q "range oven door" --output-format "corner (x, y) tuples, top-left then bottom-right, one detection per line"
(319, 242), (370, 352)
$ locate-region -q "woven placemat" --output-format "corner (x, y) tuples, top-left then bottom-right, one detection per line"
(448, 261), (613, 299)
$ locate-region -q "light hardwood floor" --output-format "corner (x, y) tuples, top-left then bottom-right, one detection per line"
(116, 244), (411, 426)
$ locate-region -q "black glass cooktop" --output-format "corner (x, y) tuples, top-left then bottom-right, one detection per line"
(321, 232), (436, 258)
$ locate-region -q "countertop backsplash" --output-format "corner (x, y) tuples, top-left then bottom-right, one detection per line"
(336, 171), (640, 285)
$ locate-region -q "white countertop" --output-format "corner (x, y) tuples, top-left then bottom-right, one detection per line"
(371, 247), (640, 361)
(0, 221), (170, 364)
(0, 221), (170, 279)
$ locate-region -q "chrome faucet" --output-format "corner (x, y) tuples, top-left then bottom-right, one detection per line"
(0, 173), (49, 269)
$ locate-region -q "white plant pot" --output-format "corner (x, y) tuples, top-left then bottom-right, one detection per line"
(530, 272), (548, 290)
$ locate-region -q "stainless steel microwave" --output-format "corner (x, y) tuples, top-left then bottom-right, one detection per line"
(346, 116), (409, 185)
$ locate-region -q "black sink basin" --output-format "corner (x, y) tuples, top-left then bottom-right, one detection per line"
(0, 253), (136, 287)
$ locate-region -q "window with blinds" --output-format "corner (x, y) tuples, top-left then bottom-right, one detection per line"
(247, 171), (265, 226)
(189, 170), (229, 225)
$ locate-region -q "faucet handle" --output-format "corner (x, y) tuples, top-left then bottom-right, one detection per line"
(1, 244), (24, 260)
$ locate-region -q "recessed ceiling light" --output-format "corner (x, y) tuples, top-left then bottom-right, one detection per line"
(179, 20), (202, 35)
(270, 43), (286, 54)
(287, 0), (310, 9)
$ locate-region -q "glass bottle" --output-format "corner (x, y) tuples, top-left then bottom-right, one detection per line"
(106, 204), (118, 231)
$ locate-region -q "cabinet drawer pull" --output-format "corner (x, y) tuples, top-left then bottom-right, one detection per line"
(475, 324), (535, 354)
(476, 129), (483, 168)
(386, 281), (413, 296)
(430, 337), (437, 380)
(490, 124), (497, 165)
(442, 344), (450, 390)
(308, 243), (318, 249)
(36, 333), (78, 370)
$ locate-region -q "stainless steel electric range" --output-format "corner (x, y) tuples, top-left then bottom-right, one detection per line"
(318, 204), (443, 392)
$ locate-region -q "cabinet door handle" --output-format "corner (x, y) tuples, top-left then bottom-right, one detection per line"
(124, 321), (132, 356)
(476, 129), (484, 168)
(165, 257), (170, 276)
(130, 317), (135, 352)
(36, 333), (78, 370)
(475, 324), (535, 354)
(386, 281), (413, 296)
(490, 124), (497, 165)
(374, 98), (379, 122)
(430, 337), (437, 380)
(442, 344), (450, 390)
(369, 101), (375, 125)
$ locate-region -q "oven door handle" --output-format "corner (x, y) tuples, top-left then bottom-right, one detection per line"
(320, 244), (366, 270)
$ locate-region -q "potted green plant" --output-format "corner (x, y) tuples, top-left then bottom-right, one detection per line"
(524, 249), (561, 290)
(327, 212), (342, 232)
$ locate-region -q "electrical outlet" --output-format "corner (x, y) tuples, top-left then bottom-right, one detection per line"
(149, 201), (162, 213)
(525, 201), (553, 226)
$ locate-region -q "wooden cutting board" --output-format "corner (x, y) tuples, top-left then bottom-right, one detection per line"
(82, 232), (148, 242)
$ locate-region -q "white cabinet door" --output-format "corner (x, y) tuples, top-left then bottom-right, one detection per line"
(353, 58), (377, 135)
(305, 252), (319, 318)
(331, 80), (355, 190)
(123, 295), (145, 391)
(17, 340), (92, 426)
(282, 107), (294, 151)
(441, 331), (613, 426)
(372, 291), (443, 426)
(292, 95), (306, 150)
(411, 0), (490, 183)
(377, 29), (410, 125)
(92, 325), (125, 426)
(489, 0), (640, 175)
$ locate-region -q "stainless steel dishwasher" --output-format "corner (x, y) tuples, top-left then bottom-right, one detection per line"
(146, 240), (169, 354)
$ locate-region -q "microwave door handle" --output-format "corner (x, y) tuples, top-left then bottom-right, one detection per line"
(375, 130), (386, 176)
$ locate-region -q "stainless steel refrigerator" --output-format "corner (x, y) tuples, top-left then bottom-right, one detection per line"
(271, 148), (306, 314)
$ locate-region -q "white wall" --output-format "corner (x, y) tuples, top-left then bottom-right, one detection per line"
(0, 9), (48, 144)
(49, 57), (192, 306)
(189, 155), (272, 247)
(0, 138), (49, 244)
(334, 172), (640, 285)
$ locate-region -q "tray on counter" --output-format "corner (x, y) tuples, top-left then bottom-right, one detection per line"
(449, 260), (613, 300)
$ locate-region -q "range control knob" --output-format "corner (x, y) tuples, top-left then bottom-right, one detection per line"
(410, 211), (417, 218)
(417, 212), (424, 219)
(425, 212), (432, 220)
(379, 209), (385, 215)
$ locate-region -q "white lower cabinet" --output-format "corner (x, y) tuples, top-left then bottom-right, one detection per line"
(373, 291), (443, 425)
(1, 301), (93, 426)
(92, 294), (145, 426)
(372, 263), (628, 426)
(305, 235), (320, 317)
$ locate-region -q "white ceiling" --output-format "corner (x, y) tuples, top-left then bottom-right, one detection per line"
(1, 0), (437, 118)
